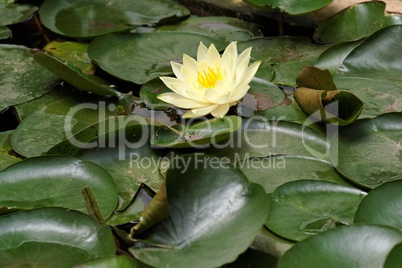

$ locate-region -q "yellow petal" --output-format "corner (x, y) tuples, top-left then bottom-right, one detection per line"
(211, 103), (230, 118)
(222, 42), (236, 75)
(242, 60), (261, 85)
(197, 42), (208, 62)
(204, 80), (226, 102)
(160, 77), (187, 96)
(157, 93), (208, 109)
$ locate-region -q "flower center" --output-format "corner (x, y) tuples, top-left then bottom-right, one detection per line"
(197, 67), (222, 88)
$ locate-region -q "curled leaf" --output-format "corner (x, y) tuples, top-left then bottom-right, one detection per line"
(130, 181), (169, 237)
(294, 87), (363, 125)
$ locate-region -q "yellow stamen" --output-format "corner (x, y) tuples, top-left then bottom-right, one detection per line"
(197, 67), (222, 88)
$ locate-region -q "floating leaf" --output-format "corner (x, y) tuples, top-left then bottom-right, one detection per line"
(88, 32), (226, 84)
(78, 256), (141, 268)
(0, 45), (59, 111)
(314, 2), (401, 44)
(206, 119), (330, 162)
(296, 66), (337, 91)
(48, 117), (165, 211)
(157, 15), (262, 41)
(0, 2), (37, 26)
(129, 154), (269, 268)
(239, 155), (353, 194)
(0, 130), (21, 171)
(238, 37), (327, 86)
(11, 95), (119, 158)
(0, 26), (10, 39)
(140, 78), (172, 111)
(330, 112), (402, 189)
(34, 52), (124, 98)
(277, 225), (402, 268)
(384, 243), (402, 268)
(0, 155), (119, 219)
(243, 0), (333, 15)
(39, 0), (189, 38)
(43, 41), (96, 75)
(354, 180), (402, 230)
(151, 115), (242, 148)
(0, 208), (116, 268)
(266, 180), (366, 241)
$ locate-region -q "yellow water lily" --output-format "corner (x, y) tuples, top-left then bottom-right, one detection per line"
(158, 41), (261, 118)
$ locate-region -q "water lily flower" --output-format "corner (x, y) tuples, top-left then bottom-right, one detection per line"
(158, 41), (261, 118)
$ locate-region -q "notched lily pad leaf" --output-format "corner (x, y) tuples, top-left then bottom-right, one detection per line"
(129, 154), (269, 268)
(0, 207), (116, 268)
(140, 78), (172, 111)
(243, 0), (333, 15)
(266, 180), (366, 242)
(314, 1), (401, 44)
(151, 115), (242, 148)
(295, 66), (363, 125)
(330, 112), (402, 189)
(157, 15), (262, 42)
(0, 155), (119, 219)
(88, 32), (227, 85)
(0, 45), (60, 111)
(33, 52), (124, 98)
(0, 2), (38, 26)
(354, 180), (402, 230)
(44, 41), (95, 75)
(278, 225), (402, 268)
(39, 0), (190, 38)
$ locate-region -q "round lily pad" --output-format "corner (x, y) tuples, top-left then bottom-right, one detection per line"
(0, 2), (38, 26)
(266, 180), (366, 241)
(88, 32), (227, 84)
(0, 45), (59, 111)
(278, 225), (402, 268)
(39, 0), (189, 38)
(330, 112), (402, 189)
(238, 155), (353, 194)
(0, 207), (116, 268)
(157, 15), (263, 42)
(354, 180), (402, 230)
(129, 154), (269, 268)
(0, 155), (119, 219)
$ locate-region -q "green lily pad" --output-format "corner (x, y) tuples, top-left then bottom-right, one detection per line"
(0, 130), (22, 171)
(157, 15), (263, 42)
(239, 155), (353, 194)
(39, 0), (189, 38)
(328, 26), (402, 117)
(330, 112), (402, 189)
(34, 52), (123, 97)
(140, 78), (172, 111)
(0, 155), (118, 219)
(78, 256), (140, 268)
(0, 45), (59, 111)
(72, 122), (165, 211)
(238, 37), (328, 86)
(0, 207), (116, 268)
(236, 79), (285, 117)
(243, 0), (333, 15)
(314, 2), (401, 44)
(315, 40), (363, 74)
(151, 115), (242, 148)
(0, 2), (37, 26)
(43, 41), (95, 75)
(206, 119), (330, 162)
(277, 225), (402, 268)
(384, 243), (402, 268)
(11, 95), (119, 158)
(266, 180), (366, 241)
(88, 32), (226, 85)
(129, 154), (269, 268)
(354, 180), (402, 230)
(0, 26), (11, 39)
